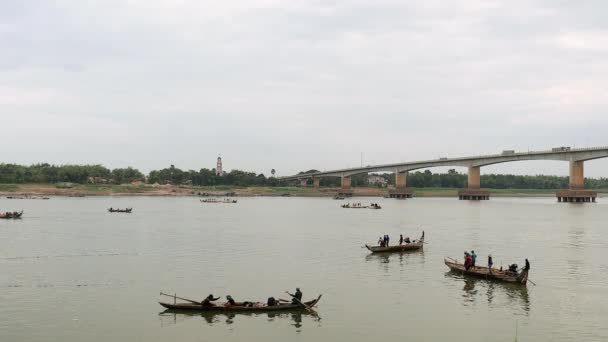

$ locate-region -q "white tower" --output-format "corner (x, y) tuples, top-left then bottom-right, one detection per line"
(216, 156), (223, 176)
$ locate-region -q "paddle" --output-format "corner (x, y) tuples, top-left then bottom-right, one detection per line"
(285, 291), (318, 315)
(527, 278), (537, 286)
(160, 291), (203, 305)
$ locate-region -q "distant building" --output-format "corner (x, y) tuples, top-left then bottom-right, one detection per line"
(216, 156), (223, 176)
(368, 174), (388, 187)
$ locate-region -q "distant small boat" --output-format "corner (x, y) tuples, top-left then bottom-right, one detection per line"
(444, 257), (529, 285)
(333, 195), (345, 200)
(108, 208), (132, 213)
(0, 210), (23, 219)
(365, 231), (424, 253)
(341, 203), (381, 209)
(200, 199), (237, 203)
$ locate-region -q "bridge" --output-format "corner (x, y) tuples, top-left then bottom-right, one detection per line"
(280, 146), (608, 202)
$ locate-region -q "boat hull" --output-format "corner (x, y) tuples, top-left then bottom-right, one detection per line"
(444, 258), (528, 285)
(365, 232), (424, 253)
(159, 295), (322, 312)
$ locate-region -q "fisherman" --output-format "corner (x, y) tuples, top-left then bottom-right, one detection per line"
(471, 250), (477, 268)
(226, 295), (236, 306)
(488, 255), (493, 274)
(287, 288), (303, 304)
(386, 235), (390, 246)
(378, 236), (383, 246)
(524, 258), (530, 271)
(399, 234), (404, 245)
(201, 294), (220, 307)
(464, 252), (472, 270)
(404, 236), (411, 243)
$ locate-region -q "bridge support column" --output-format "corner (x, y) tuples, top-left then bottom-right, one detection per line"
(338, 175), (353, 197)
(313, 177), (320, 188)
(458, 166), (489, 200)
(341, 175), (351, 189)
(389, 172), (413, 199)
(556, 160), (596, 203)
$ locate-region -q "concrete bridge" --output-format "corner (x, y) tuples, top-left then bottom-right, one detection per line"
(280, 146), (608, 202)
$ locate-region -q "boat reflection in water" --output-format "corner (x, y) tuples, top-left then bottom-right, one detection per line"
(444, 272), (530, 315)
(365, 249), (424, 271)
(159, 310), (318, 330)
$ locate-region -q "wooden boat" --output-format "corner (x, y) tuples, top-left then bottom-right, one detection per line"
(444, 258), (529, 285)
(0, 210), (23, 219)
(159, 295), (322, 312)
(333, 195), (345, 200)
(200, 199), (237, 203)
(108, 208), (132, 213)
(365, 231), (424, 253)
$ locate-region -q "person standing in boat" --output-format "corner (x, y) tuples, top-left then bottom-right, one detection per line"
(488, 255), (493, 274)
(399, 234), (403, 245)
(471, 250), (477, 269)
(386, 235), (390, 246)
(287, 288), (303, 304)
(524, 258), (530, 271)
(378, 236), (383, 246)
(201, 294), (220, 307)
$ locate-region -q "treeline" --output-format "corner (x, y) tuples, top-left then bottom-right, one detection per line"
(0, 163), (280, 186)
(1, 163), (607, 189)
(373, 169), (608, 189)
(0, 163), (144, 184)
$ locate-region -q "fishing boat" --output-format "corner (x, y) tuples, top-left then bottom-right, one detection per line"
(108, 208), (132, 213)
(200, 199), (237, 203)
(444, 257), (529, 285)
(365, 231), (424, 253)
(159, 295), (322, 313)
(0, 210), (23, 219)
(341, 203), (367, 209)
(333, 195), (345, 200)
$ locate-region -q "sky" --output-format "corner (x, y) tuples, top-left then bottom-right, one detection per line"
(2, 0), (608, 177)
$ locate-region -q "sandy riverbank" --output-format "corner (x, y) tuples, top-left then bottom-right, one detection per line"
(0, 183), (600, 198)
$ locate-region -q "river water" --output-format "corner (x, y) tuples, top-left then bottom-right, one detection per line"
(1, 196), (607, 341)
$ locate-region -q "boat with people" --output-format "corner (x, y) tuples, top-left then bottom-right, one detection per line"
(444, 257), (529, 285)
(108, 207), (132, 213)
(200, 198), (237, 203)
(158, 291), (322, 313)
(341, 203), (381, 209)
(333, 195), (346, 200)
(0, 210), (23, 219)
(365, 231), (424, 253)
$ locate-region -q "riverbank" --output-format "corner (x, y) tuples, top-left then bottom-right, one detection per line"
(0, 183), (606, 198)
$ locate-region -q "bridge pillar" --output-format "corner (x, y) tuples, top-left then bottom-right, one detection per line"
(569, 160), (584, 190)
(458, 166), (489, 200)
(556, 160), (596, 203)
(389, 171), (413, 199)
(341, 175), (351, 189)
(313, 177), (320, 188)
(467, 166), (480, 189)
(395, 172), (407, 189)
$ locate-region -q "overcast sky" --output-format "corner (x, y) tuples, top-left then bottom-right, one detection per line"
(2, 0), (608, 177)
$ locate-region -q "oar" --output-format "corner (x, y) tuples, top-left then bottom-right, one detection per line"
(160, 291), (201, 305)
(285, 291), (317, 315)
(527, 278), (537, 286)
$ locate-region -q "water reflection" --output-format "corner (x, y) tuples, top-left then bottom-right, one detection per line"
(364, 250), (424, 271)
(444, 273), (530, 314)
(159, 310), (317, 330)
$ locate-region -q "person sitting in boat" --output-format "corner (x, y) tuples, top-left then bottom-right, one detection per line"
(287, 288), (303, 304)
(508, 263), (518, 273)
(378, 237), (384, 246)
(464, 252), (472, 270)
(226, 295), (236, 306)
(201, 294), (220, 307)
(404, 236), (411, 244)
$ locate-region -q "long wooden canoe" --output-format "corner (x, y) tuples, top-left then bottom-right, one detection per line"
(108, 208), (132, 213)
(159, 295), (322, 312)
(365, 231), (424, 253)
(0, 210), (23, 219)
(444, 258), (529, 285)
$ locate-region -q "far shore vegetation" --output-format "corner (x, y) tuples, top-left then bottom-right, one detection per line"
(1, 163), (608, 195)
